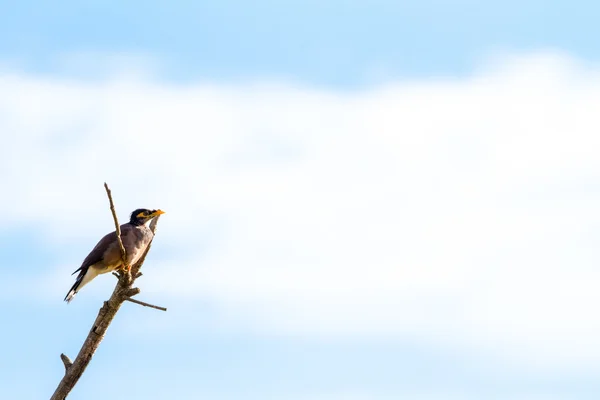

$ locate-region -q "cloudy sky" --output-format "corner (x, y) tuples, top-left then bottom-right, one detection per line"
(2, 1), (600, 399)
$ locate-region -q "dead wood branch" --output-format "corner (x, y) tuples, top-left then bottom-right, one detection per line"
(125, 297), (168, 311)
(50, 184), (165, 400)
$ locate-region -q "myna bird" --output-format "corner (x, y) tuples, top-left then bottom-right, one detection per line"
(64, 208), (165, 303)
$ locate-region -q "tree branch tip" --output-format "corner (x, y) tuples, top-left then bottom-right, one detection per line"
(104, 182), (128, 276)
(125, 297), (167, 311)
(60, 353), (73, 371)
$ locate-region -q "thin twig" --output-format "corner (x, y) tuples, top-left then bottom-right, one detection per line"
(125, 297), (167, 311)
(103, 183), (130, 277)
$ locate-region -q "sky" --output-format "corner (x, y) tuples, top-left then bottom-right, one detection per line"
(2, 1), (600, 399)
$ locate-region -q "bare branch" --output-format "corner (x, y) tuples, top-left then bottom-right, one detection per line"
(50, 184), (164, 400)
(125, 297), (168, 311)
(124, 287), (141, 297)
(60, 354), (72, 373)
(103, 183), (131, 283)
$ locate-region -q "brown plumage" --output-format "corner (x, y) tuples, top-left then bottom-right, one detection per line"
(65, 208), (164, 302)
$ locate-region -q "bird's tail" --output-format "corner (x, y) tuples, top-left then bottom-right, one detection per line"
(64, 275), (83, 303)
(64, 267), (99, 303)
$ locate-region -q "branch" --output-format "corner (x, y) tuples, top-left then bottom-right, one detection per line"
(103, 182), (131, 283)
(125, 297), (168, 311)
(124, 287), (141, 297)
(60, 354), (72, 372)
(50, 184), (163, 400)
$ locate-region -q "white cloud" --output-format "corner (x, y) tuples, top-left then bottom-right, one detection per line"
(3, 52), (600, 368)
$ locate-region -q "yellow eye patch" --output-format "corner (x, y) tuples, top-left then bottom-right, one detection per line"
(136, 211), (148, 218)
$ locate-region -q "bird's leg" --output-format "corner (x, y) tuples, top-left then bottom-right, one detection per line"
(115, 263), (133, 284)
(113, 263), (130, 278)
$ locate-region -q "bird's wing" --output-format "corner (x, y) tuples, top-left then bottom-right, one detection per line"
(71, 230), (118, 275)
(104, 224), (137, 266)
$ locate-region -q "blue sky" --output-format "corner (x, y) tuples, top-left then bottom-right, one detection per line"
(2, 0), (600, 85)
(3, 1), (600, 400)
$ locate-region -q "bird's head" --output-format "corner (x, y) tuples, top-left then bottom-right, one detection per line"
(130, 208), (165, 226)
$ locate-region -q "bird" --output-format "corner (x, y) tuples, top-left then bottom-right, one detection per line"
(64, 208), (165, 303)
